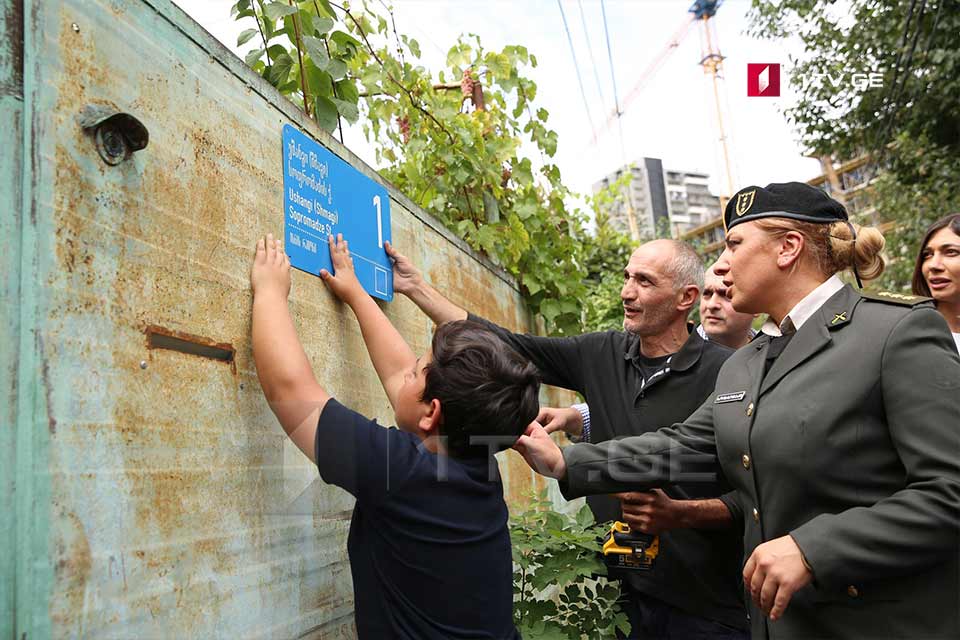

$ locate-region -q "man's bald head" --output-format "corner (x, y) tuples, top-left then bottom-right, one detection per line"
(629, 239), (705, 291)
(621, 240), (703, 336)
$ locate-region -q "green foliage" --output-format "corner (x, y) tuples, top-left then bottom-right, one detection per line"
(233, 1), (674, 337)
(233, 0), (598, 335)
(580, 171), (645, 333)
(747, 0), (960, 292)
(511, 489), (629, 639)
(869, 135), (960, 290)
(348, 19), (588, 334)
(231, 0), (361, 132)
(582, 269), (627, 333)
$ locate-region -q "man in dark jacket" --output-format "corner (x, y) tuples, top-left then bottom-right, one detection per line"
(385, 238), (749, 638)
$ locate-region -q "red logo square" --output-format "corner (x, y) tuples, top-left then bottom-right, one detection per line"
(747, 63), (780, 97)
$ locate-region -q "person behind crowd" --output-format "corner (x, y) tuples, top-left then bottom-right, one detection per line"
(385, 239), (749, 639)
(514, 183), (960, 640)
(251, 233), (535, 639)
(698, 263), (759, 349)
(913, 213), (960, 352)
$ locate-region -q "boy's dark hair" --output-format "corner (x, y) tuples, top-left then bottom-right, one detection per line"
(422, 320), (540, 459)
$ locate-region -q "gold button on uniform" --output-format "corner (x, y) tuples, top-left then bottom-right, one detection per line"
(746, 402), (755, 416)
(847, 585), (859, 598)
(741, 454), (751, 470)
(752, 508), (760, 523)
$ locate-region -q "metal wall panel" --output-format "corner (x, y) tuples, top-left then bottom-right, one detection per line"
(13, 0), (573, 637)
(2, 0), (24, 637)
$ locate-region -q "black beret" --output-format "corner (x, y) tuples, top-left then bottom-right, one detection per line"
(723, 182), (848, 232)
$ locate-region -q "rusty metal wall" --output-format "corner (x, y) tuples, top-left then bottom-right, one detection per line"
(10, 0), (574, 637)
(3, 0), (24, 638)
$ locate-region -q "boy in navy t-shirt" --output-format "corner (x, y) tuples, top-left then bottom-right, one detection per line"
(250, 233), (537, 639)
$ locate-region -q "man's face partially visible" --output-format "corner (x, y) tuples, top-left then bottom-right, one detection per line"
(620, 242), (683, 336)
(700, 267), (756, 348)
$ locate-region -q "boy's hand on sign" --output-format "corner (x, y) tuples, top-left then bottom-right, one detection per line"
(321, 234), (365, 304)
(384, 241), (423, 295)
(537, 406), (584, 437)
(513, 421), (567, 480)
(251, 233), (291, 299)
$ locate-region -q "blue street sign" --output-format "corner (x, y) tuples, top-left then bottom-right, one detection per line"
(282, 124), (393, 301)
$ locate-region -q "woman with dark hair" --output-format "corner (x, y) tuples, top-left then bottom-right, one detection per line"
(514, 182), (960, 640)
(913, 213), (960, 352)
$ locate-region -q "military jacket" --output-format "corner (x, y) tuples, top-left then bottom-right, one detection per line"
(560, 285), (960, 639)
(466, 314), (747, 629)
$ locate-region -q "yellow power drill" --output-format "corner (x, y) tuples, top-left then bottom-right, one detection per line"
(601, 521), (659, 574)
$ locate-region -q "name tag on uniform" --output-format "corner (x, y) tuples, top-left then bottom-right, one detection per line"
(714, 391), (746, 404)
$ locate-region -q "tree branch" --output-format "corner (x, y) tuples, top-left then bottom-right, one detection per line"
(289, 0), (311, 118)
(254, 0), (272, 76)
(461, 185), (477, 222)
(319, 26), (345, 144)
(377, 0), (405, 66)
(327, 0), (455, 142)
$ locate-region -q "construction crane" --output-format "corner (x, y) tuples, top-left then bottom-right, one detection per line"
(692, 0), (735, 210)
(598, 15), (695, 135)
(593, 0), (736, 223)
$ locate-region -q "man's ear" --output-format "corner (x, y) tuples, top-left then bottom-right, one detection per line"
(418, 398), (442, 436)
(777, 231), (805, 270)
(677, 284), (700, 313)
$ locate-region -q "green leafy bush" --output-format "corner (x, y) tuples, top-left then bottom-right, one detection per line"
(231, 0), (361, 130)
(747, 0), (960, 292)
(510, 490), (629, 639)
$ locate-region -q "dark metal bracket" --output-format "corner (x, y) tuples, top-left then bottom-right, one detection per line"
(78, 104), (149, 165)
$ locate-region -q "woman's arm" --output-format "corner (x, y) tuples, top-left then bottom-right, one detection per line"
(514, 398), (722, 495)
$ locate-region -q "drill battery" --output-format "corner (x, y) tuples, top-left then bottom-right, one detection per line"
(601, 521), (659, 574)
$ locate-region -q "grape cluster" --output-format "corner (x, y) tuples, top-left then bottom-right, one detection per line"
(460, 68), (475, 99)
(397, 115), (411, 144)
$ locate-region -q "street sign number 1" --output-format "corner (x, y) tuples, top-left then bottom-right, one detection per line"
(282, 124), (393, 301)
(374, 195), (383, 248)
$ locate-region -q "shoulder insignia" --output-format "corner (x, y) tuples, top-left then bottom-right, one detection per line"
(860, 290), (933, 307)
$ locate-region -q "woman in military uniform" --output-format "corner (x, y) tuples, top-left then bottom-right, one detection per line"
(514, 182), (960, 640)
(912, 213), (960, 352)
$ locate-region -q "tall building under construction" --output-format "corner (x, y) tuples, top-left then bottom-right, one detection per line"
(592, 159), (722, 238)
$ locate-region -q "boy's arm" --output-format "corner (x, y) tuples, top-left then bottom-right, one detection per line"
(251, 235), (329, 463)
(321, 234), (417, 409)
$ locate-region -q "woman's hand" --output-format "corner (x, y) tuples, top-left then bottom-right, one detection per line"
(743, 534), (814, 621)
(513, 422), (567, 479)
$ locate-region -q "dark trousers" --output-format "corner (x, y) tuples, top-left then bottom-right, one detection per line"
(616, 593), (750, 640)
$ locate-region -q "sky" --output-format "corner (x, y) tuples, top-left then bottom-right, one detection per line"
(173, 0), (822, 204)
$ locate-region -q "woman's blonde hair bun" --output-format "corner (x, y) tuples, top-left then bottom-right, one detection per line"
(828, 221), (885, 281)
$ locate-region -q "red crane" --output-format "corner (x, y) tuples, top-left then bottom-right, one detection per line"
(593, 1), (735, 211)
